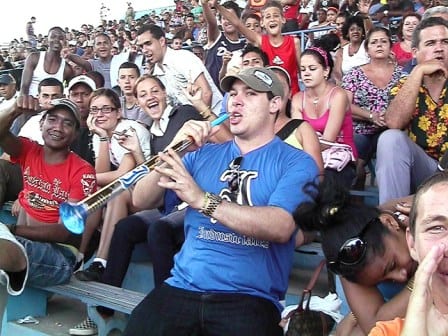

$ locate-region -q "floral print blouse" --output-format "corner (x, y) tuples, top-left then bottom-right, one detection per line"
(390, 77), (448, 161)
(342, 65), (403, 135)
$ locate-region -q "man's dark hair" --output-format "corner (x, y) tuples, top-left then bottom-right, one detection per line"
(220, 1), (242, 19)
(137, 24), (165, 39)
(95, 33), (112, 43)
(412, 16), (448, 49)
(261, 1), (283, 16)
(119, 61), (141, 76)
(86, 71), (105, 89)
(242, 13), (261, 24)
(48, 26), (65, 35)
(241, 44), (269, 66)
(173, 31), (185, 41)
(38, 78), (64, 93)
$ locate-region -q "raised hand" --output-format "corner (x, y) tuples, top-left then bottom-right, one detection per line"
(86, 114), (108, 138)
(155, 148), (204, 210)
(401, 243), (447, 336)
(357, 0), (372, 15)
(115, 127), (142, 154)
(416, 60), (448, 78)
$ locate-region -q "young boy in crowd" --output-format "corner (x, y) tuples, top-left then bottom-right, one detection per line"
(212, 0), (301, 95)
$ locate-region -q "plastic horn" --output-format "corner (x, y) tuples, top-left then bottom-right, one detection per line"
(60, 114), (229, 234)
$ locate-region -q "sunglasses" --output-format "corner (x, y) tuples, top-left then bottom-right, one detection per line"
(327, 218), (377, 274)
(228, 156), (243, 195)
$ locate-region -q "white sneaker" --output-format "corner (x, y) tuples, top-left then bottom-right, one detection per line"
(69, 317), (98, 335)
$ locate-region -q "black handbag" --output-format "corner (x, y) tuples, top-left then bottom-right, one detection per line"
(284, 260), (335, 336)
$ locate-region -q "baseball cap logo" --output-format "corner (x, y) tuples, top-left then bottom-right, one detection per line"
(254, 70), (273, 88)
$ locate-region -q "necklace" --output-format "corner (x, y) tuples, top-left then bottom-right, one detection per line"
(312, 96), (320, 113)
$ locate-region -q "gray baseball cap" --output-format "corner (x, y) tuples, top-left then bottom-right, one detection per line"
(44, 98), (81, 128)
(220, 67), (284, 98)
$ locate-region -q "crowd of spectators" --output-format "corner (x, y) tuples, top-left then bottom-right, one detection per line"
(0, 0), (448, 335)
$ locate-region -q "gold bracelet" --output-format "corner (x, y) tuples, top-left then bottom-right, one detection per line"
(406, 276), (415, 292)
(199, 192), (222, 217)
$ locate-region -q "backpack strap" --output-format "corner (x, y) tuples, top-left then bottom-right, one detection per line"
(276, 119), (304, 140)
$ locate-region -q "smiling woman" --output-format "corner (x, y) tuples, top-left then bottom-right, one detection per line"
(134, 74), (204, 154)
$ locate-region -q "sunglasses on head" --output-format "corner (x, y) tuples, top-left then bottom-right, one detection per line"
(327, 217), (378, 274)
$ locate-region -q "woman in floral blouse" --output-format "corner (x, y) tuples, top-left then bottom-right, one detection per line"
(342, 27), (403, 189)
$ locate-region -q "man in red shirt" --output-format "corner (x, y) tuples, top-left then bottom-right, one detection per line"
(0, 97), (96, 288)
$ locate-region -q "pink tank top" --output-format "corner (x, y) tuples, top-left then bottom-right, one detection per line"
(301, 87), (358, 159)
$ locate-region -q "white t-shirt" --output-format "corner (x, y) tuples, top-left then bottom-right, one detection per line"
(18, 112), (45, 145)
(92, 118), (152, 167)
(153, 47), (222, 116)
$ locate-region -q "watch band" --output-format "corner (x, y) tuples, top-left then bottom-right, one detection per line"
(200, 192), (222, 217)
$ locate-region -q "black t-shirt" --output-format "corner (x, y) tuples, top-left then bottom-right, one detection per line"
(151, 105), (204, 154)
(70, 127), (95, 166)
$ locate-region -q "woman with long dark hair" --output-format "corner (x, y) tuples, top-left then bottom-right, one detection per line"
(293, 176), (417, 335)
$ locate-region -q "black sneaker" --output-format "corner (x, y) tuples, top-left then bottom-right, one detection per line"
(74, 261), (105, 282)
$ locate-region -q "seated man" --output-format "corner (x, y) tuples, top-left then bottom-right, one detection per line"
(376, 17), (448, 204)
(0, 78), (65, 214)
(0, 97), (96, 288)
(125, 67), (319, 335)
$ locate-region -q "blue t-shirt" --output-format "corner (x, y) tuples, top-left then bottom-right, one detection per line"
(165, 137), (319, 311)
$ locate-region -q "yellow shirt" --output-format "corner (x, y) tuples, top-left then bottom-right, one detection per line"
(283, 128), (303, 150)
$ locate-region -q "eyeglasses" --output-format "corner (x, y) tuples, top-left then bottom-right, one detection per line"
(89, 106), (117, 115)
(327, 218), (377, 274)
(228, 156), (243, 195)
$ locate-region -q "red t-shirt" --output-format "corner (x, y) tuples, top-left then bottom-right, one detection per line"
(391, 42), (412, 67)
(261, 34), (300, 95)
(283, 2), (299, 21)
(11, 137), (97, 223)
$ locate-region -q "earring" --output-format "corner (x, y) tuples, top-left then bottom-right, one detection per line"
(324, 75), (328, 80)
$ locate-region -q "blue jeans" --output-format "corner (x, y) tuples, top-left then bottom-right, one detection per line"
(15, 237), (76, 287)
(354, 132), (381, 162)
(376, 129), (438, 203)
(124, 283), (283, 336)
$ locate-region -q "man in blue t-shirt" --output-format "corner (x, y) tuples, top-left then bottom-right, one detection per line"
(126, 67), (319, 336)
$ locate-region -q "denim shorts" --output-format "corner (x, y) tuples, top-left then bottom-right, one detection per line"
(15, 236), (76, 287)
